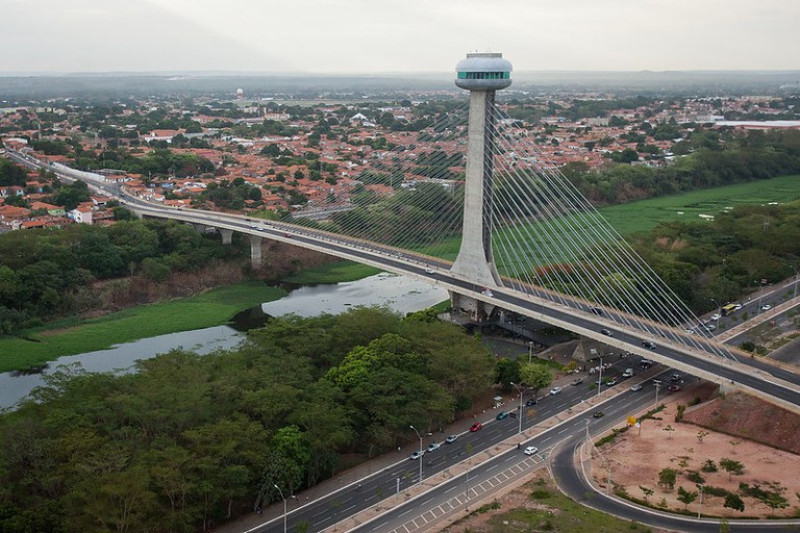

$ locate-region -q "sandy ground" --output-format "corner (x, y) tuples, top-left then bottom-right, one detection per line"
(590, 382), (800, 518)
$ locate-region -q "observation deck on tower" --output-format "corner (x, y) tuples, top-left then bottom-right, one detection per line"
(455, 52), (513, 91)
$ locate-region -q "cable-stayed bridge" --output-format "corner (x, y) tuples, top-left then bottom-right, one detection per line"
(5, 53), (800, 414)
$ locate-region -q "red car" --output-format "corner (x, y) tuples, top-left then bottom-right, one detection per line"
(469, 422), (483, 432)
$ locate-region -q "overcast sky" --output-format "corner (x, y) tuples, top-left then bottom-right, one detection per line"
(2, 0), (798, 74)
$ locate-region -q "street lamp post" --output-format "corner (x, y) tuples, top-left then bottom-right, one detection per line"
(528, 341), (533, 363)
(697, 483), (704, 519)
(653, 380), (661, 409)
(410, 425), (423, 484)
(273, 484), (287, 533)
(596, 354), (605, 398)
(510, 382), (524, 435)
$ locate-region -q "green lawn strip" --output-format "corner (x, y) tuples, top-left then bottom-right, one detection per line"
(283, 260), (382, 284)
(600, 174), (800, 235)
(486, 480), (653, 532)
(0, 282), (286, 373)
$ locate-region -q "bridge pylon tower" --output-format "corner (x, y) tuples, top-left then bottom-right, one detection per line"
(449, 52), (512, 321)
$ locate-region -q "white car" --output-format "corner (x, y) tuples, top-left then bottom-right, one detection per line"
(523, 446), (539, 456)
(549, 387), (562, 395)
(425, 268), (435, 274)
(630, 383), (643, 392)
(427, 442), (441, 452)
(761, 304), (772, 311)
(710, 313), (721, 321)
(409, 450), (425, 460)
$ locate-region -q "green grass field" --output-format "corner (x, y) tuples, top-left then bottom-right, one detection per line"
(0, 282), (286, 373)
(282, 261), (381, 284)
(600, 174), (800, 235)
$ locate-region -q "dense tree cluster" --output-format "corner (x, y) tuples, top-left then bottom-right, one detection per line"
(0, 308), (494, 532)
(0, 158), (26, 187)
(0, 219), (239, 335)
(565, 129), (800, 205)
(634, 201), (800, 314)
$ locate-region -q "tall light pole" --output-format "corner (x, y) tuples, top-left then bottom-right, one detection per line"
(273, 484), (287, 533)
(410, 425), (423, 485)
(653, 380), (661, 409)
(697, 483), (704, 519)
(528, 341), (533, 363)
(510, 382), (524, 434)
(596, 353), (605, 398)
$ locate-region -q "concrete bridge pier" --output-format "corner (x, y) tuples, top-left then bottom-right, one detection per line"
(248, 235), (263, 269)
(219, 229), (233, 245)
(449, 291), (498, 323)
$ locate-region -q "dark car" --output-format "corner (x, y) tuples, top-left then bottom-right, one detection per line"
(642, 340), (656, 350)
(592, 411), (605, 418)
(469, 422), (483, 432)
(496, 411), (509, 421)
(591, 307), (604, 315)
(525, 398), (538, 407)
(668, 384), (682, 393)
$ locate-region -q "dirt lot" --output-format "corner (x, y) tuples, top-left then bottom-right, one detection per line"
(591, 382), (800, 518)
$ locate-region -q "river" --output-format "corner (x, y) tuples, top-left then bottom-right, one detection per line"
(0, 273), (448, 410)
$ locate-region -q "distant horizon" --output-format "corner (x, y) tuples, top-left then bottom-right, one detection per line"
(2, 68), (800, 78)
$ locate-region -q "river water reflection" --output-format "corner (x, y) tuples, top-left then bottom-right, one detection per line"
(0, 273), (448, 409)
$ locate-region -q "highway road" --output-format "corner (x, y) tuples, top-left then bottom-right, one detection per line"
(246, 359), (663, 533)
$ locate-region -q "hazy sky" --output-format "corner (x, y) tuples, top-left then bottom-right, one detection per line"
(2, 0), (797, 74)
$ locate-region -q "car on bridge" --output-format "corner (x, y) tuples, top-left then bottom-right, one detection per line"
(600, 328), (613, 337)
(641, 340), (657, 350)
(523, 446), (538, 456)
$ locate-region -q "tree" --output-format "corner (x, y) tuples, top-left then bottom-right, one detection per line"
(696, 430), (709, 444)
(723, 493), (745, 513)
(719, 458), (744, 480)
(763, 491), (789, 515)
(519, 363), (552, 396)
(639, 485), (654, 501)
(677, 486), (698, 508)
(658, 468), (677, 490)
(663, 424), (675, 440)
(494, 358), (520, 390)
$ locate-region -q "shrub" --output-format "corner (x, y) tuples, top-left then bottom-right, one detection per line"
(686, 471), (705, 484)
(701, 459), (718, 473)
